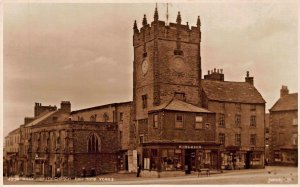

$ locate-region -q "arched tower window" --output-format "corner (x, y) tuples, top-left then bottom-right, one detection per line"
(87, 134), (100, 153)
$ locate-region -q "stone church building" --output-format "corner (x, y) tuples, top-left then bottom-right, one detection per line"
(4, 6), (266, 178)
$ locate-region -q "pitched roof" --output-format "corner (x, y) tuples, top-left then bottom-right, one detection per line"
(270, 93), (298, 112)
(201, 79), (266, 104)
(71, 101), (132, 114)
(25, 110), (57, 127)
(149, 99), (214, 113)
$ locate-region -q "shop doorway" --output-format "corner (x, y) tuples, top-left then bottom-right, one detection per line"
(185, 149), (196, 174)
(49, 165), (53, 178)
(245, 152), (252, 169)
(125, 155), (129, 171)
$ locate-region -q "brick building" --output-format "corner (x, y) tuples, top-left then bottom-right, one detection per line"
(269, 86), (298, 166)
(202, 71), (266, 169)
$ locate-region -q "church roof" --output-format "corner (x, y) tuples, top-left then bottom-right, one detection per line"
(201, 79), (266, 104)
(270, 93), (298, 112)
(149, 99), (214, 113)
(25, 111), (57, 127)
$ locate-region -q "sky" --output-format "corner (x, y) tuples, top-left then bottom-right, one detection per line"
(3, 1), (298, 136)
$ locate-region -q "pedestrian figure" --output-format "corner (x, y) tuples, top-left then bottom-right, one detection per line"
(82, 167), (86, 178)
(136, 164), (141, 177)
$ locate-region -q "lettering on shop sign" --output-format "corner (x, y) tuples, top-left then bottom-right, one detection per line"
(178, 145), (202, 149)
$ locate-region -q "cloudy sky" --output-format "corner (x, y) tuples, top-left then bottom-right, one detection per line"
(3, 1), (298, 136)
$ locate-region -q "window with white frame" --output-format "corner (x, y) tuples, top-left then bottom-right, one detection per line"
(175, 114), (184, 128)
(153, 114), (158, 128)
(195, 116), (203, 129)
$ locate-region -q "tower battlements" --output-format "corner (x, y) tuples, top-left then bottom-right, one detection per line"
(133, 9), (201, 47)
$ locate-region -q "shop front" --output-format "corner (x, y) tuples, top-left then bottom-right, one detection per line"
(140, 141), (221, 177)
(221, 146), (264, 169)
(272, 148), (297, 166)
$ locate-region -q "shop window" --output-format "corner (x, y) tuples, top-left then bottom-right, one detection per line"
(144, 158), (150, 170)
(235, 114), (241, 127)
(252, 153), (260, 161)
(195, 116), (203, 129)
(250, 115), (256, 127)
(161, 149), (182, 171)
(293, 118), (298, 125)
(235, 134), (241, 146)
(87, 134), (100, 153)
(142, 95), (148, 109)
(153, 114), (158, 128)
(219, 133), (225, 145)
(175, 114), (184, 128)
(250, 134), (256, 146)
(274, 151), (281, 162)
(219, 114), (225, 127)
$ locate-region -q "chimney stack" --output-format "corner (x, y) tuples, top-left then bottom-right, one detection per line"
(60, 101), (71, 113)
(245, 71), (254, 85)
(280, 85), (289, 98)
(204, 68), (224, 81)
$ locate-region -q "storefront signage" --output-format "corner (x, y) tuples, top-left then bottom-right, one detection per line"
(178, 145), (202, 149)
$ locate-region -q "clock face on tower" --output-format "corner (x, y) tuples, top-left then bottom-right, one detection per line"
(173, 57), (185, 73)
(142, 59), (148, 75)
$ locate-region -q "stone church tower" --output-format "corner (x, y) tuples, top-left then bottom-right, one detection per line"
(132, 7), (202, 121)
(130, 6), (205, 173)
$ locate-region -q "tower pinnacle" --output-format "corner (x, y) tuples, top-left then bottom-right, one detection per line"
(176, 11), (181, 24)
(154, 3), (159, 21)
(142, 14), (148, 26)
(197, 16), (201, 27)
(133, 20), (139, 33)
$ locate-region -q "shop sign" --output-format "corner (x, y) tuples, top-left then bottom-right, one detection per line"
(178, 145), (202, 149)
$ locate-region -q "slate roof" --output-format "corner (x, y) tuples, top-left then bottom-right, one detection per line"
(270, 93), (298, 112)
(201, 79), (266, 104)
(149, 99), (214, 113)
